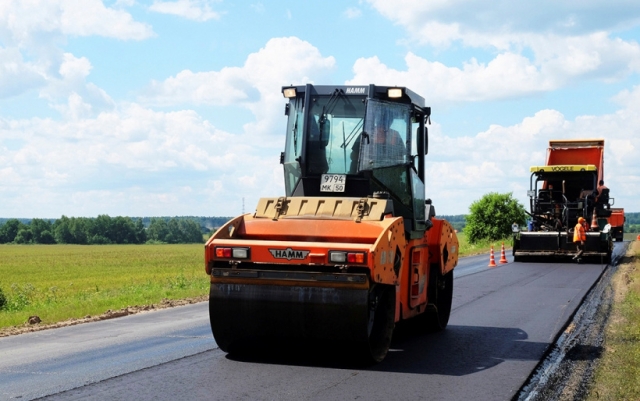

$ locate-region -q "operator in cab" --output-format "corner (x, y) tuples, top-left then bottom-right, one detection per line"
(371, 122), (405, 163)
(350, 117), (407, 172)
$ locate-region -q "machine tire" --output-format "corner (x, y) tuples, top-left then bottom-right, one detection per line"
(422, 266), (454, 332)
(361, 284), (395, 364)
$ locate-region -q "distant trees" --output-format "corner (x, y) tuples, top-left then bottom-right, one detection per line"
(0, 216), (205, 245)
(624, 212), (640, 233)
(0, 219), (23, 244)
(146, 218), (202, 244)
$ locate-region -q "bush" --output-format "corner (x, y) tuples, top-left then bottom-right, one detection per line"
(465, 192), (527, 244)
(7, 283), (35, 311)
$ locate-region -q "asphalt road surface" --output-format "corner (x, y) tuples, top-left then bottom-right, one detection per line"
(0, 243), (627, 401)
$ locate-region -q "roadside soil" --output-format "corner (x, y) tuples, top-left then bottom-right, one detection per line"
(0, 295), (208, 338)
(516, 241), (635, 401)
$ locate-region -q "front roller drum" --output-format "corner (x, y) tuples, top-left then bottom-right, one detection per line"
(209, 282), (395, 363)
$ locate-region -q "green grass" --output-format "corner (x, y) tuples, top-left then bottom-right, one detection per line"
(457, 232), (513, 258)
(0, 244), (207, 329)
(587, 240), (640, 400)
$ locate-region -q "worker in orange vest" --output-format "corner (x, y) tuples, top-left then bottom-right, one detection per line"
(573, 217), (587, 260)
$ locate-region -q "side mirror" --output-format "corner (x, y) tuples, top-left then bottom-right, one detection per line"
(424, 126), (429, 155)
(415, 126), (428, 155)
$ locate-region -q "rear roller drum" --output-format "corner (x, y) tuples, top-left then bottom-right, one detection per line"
(208, 292), (233, 353)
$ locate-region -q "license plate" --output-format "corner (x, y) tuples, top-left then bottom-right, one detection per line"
(320, 174), (346, 192)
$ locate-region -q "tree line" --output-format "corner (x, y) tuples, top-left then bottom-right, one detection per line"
(623, 212), (640, 233)
(2, 208), (635, 246)
(0, 216), (209, 245)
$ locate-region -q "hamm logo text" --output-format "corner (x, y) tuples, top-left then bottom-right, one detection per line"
(269, 248), (310, 260)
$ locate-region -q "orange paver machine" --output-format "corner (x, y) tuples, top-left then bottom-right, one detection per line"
(513, 139), (622, 262)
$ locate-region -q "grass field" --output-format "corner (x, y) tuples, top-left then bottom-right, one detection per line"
(0, 244), (207, 329)
(587, 239), (640, 400)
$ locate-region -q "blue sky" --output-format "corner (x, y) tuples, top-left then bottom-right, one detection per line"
(1, 0), (640, 218)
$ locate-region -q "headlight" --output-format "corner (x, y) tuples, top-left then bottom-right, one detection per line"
(387, 88), (403, 98)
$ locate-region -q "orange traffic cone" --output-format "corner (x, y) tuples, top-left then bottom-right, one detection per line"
(488, 246), (497, 267)
(637, 234), (640, 241)
(591, 209), (598, 230)
(499, 242), (508, 264)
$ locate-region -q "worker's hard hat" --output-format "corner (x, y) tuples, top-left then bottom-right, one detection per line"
(578, 217), (585, 223)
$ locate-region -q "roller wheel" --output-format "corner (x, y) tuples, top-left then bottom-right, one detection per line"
(361, 284), (396, 364)
(422, 267), (454, 332)
(209, 293), (232, 353)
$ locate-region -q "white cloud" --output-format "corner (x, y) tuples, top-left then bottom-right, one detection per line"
(424, 87), (640, 214)
(139, 37), (336, 138)
(364, 0), (640, 89)
(114, 0), (136, 7)
(0, 1), (153, 102)
(347, 35), (640, 105)
(0, 35), (337, 217)
(0, 47), (46, 97)
(366, 0), (640, 46)
(149, 0), (221, 22)
(2, 2), (639, 219)
(3, 81), (639, 217)
(58, 53), (92, 81)
(0, 101), (284, 217)
(39, 53), (116, 117)
(0, 0), (154, 47)
(344, 7), (362, 19)
(347, 53), (553, 103)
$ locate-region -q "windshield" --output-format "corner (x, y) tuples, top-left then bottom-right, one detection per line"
(307, 95), (366, 175)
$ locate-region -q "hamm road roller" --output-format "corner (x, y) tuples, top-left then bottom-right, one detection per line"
(205, 84), (458, 363)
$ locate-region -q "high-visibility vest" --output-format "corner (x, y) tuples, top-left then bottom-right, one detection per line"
(573, 223), (586, 242)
